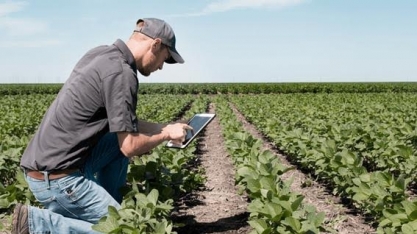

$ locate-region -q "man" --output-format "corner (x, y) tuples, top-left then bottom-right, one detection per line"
(12, 18), (191, 233)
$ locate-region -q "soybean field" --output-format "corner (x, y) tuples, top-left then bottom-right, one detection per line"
(1, 83), (417, 234)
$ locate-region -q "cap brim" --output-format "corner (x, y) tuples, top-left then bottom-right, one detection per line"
(165, 47), (184, 64)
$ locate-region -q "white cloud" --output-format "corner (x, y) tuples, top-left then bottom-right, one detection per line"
(0, 1), (27, 17)
(0, 1), (48, 36)
(0, 17), (48, 36)
(0, 1), (61, 47)
(169, 0), (306, 17)
(0, 39), (63, 48)
(205, 0), (305, 13)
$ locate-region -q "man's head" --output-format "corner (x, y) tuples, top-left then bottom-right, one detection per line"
(127, 18), (184, 77)
(135, 18), (184, 64)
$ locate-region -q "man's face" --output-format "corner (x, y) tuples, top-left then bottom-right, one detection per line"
(138, 42), (170, 77)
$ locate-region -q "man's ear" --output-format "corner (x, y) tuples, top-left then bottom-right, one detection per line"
(151, 38), (162, 51)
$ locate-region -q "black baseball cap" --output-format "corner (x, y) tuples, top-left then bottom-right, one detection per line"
(135, 18), (184, 64)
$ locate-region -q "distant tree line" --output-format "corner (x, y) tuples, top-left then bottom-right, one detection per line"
(1, 82), (417, 95)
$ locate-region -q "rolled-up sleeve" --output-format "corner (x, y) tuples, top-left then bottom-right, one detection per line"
(102, 69), (139, 133)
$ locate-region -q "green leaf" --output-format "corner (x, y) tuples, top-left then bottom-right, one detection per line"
(260, 189), (271, 199)
(358, 182), (372, 196)
(352, 192), (368, 201)
(258, 151), (272, 164)
(154, 220), (169, 234)
(382, 209), (398, 217)
(247, 179), (261, 193)
(135, 193), (148, 207)
(388, 213), (408, 223)
(147, 189), (159, 206)
(401, 224), (414, 234)
(92, 216), (119, 233)
(376, 172), (392, 187)
(359, 173), (371, 183)
(401, 200), (417, 219)
(398, 145), (413, 158)
(352, 178), (361, 186)
(290, 196), (304, 211)
(108, 206), (120, 220)
(408, 220), (417, 230)
(15, 170), (28, 187)
(277, 200), (292, 213)
(409, 211), (417, 221)
(248, 219), (271, 234)
(338, 167), (348, 176)
(247, 199), (265, 214)
(259, 177), (275, 191)
(394, 175), (408, 191)
(340, 149), (355, 165)
(237, 166), (258, 180)
(266, 203), (283, 221)
(257, 163), (272, 176)
(314, 212), (325, 227)
(0, 198), (10, 209)
(378, 227), (395, 234)
(282, 217), (301, 231)
(379, 218), (392, 227)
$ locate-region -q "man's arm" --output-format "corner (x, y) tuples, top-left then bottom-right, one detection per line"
(136, 119), (167, 135)
(117, 120), (192, 157)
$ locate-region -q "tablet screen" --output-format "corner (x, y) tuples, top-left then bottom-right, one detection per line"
(166, 113), (215, 148)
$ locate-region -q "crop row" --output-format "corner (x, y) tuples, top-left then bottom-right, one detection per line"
(214, 96), (327, 233)
(231, 93), (417, 233)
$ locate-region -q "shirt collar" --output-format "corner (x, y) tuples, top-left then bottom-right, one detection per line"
(113, 39), (137, 71)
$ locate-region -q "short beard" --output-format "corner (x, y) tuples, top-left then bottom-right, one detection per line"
(138, 67), (150, 77)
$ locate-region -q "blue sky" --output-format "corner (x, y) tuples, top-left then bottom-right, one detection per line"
(0, 0), (416, 83)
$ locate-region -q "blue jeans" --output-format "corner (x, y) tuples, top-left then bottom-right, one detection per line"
(25, 133), (129, 233)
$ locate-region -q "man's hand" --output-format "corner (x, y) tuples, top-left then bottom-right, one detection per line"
(162, 123), (193, 146)
(118, 121), (193, 157)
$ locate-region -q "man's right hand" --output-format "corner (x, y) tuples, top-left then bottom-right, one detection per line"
(117, 122), (193, 157)
(162, 123), (193, 146)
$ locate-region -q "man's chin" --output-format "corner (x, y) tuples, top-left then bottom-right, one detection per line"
(138, 69), (150, 77)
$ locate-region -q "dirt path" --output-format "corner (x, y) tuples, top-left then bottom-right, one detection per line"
(173, 103), (251, 234)
(231, 104), (376, 234)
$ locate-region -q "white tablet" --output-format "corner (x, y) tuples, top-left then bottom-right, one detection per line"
(166, 113), (216, 149)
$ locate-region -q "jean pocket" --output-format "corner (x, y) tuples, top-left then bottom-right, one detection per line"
(34, 193), (55, 205)
(61, 176), (87, 203)
(26, 179), (58, 193)
(59, 177), (115, 223)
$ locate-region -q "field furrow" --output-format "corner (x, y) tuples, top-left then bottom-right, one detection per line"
(173, 103), (250, 234)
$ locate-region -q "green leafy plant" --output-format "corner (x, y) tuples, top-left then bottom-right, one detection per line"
(93, 189), (175, 234)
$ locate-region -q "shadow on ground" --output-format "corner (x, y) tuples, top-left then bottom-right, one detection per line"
(173, 212), (249, 234)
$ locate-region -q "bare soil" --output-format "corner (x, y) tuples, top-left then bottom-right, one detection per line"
(173, 103), (251, 234)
